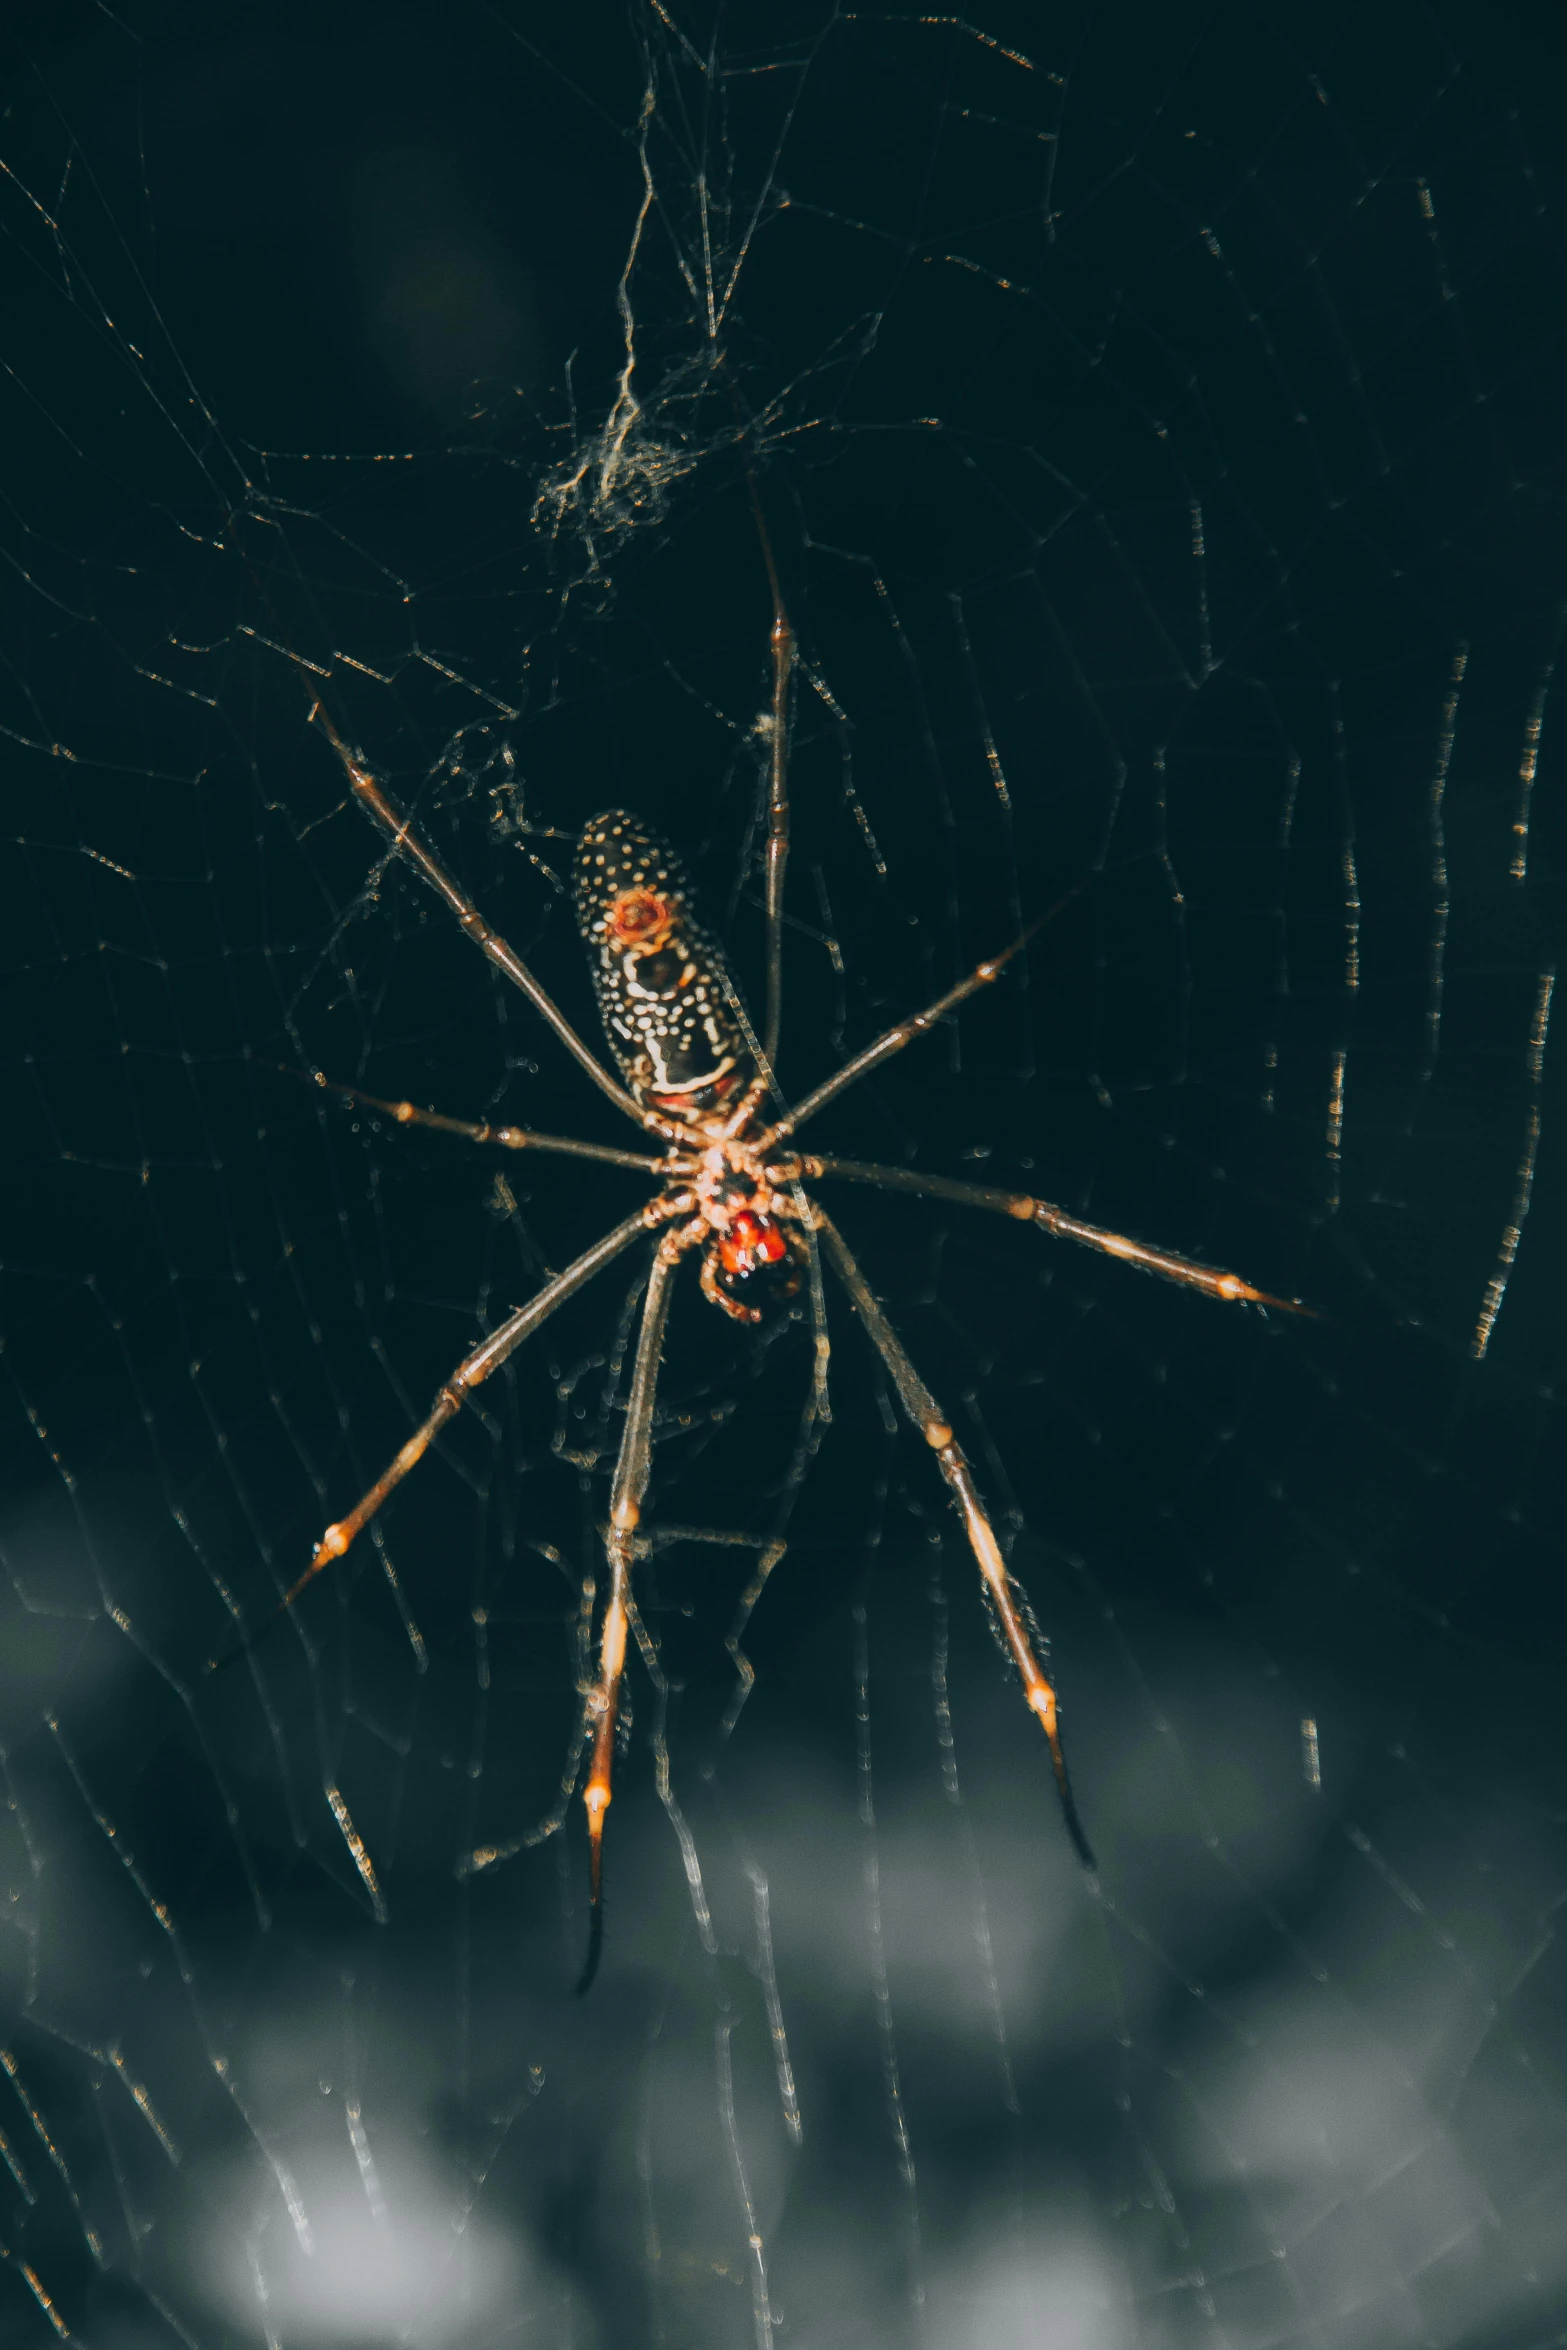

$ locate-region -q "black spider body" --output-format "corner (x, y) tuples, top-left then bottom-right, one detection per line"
(573, 811), (753, 1123)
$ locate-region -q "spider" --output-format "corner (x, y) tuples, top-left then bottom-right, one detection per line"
(265, 553), (1308, 1990)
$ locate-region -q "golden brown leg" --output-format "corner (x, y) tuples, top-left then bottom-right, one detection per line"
(811, 1206), (1095, 1868)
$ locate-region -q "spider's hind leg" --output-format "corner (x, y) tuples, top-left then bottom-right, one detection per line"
(746, 477), (796, 1076)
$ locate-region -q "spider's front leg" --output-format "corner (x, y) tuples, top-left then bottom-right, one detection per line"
(810, 1205), (1097, 1870)
(225, 1207), (655, 1651)
(579, 1216), (703, 1991)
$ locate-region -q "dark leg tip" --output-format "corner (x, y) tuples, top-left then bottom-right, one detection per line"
(1062, 1795), (1098, 1874)
(574, 1902), (605, 1997)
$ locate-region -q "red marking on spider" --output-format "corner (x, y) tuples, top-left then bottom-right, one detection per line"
(717, 1209), (789, 1280)
(606, 889), (674, 948)
(648, 1066), (742, 1117)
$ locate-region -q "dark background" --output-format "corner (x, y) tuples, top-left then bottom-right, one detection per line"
(2, 4), (1565, 2345)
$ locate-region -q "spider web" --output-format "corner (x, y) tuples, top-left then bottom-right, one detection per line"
(2, 2), (1565, 2344)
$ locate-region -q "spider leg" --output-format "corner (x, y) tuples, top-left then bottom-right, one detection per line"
(810, 1204), (1096, 1870)
(300, 692), (648, 1128)
(224, 1208), (655, 1661)
(721, 1074), (773, 1141)
(756, 884), (1082, 1152)
(791, 1156), (1314, 1316)
(579, 1218), (700, 1992)
(296, 1070), (682, 1177)
(719, 1211), (831, 1745)
(746, 479), (796, 1073)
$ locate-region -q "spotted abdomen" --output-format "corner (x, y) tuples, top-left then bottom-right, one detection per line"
(573, 812), (753, 1122)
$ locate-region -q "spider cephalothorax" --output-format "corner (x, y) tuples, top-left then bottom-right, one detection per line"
(690, 1135), (804, 1322)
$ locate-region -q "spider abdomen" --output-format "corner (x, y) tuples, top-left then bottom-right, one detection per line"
(574, 811), (753, 1120)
